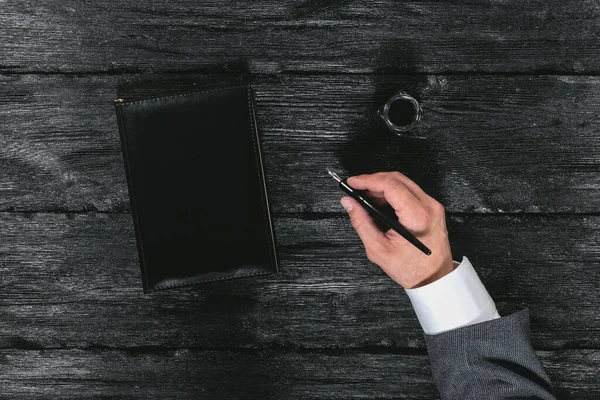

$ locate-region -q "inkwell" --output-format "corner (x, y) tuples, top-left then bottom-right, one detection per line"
(377, 90), (423, 134)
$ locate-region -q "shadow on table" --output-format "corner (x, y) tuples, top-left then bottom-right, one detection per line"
(338, 40), (444, 203)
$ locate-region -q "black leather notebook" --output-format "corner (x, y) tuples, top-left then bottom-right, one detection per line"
(114, 85), (278, 292)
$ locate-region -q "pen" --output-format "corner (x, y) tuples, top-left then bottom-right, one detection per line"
(327, 168), (432, 256)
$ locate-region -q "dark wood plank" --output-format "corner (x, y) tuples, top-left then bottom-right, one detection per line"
(0, 349), (597, 399)
(2, 212), (599, 350)
(1, 74), (600, 213)
(2, 1), (600, 74)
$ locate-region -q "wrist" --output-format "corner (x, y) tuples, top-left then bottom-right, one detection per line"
(411, 259), (456, 289)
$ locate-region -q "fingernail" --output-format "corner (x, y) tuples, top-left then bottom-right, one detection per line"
(347, 176), (355, 183)
(340, 198), (353, 212)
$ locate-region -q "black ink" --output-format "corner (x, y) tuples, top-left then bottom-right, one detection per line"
(387, 97), (416, 126)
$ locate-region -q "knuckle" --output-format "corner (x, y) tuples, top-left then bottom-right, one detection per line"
(365, 246), (382, 263)
(365, 249), (377, 263)
(390, 171), (404, 180)
(386, 175), (403, 189)
(407, 205), (431, 232)
(432, 200), (446, 216)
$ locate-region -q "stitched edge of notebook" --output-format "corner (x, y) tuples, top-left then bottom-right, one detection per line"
(246, 85), (279, 273)
(119, 84), (248, 106)
(150, 270), (275, 291)
(115, 103), (150, 292)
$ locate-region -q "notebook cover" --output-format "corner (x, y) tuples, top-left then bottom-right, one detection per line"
(114, 85), (278, 292)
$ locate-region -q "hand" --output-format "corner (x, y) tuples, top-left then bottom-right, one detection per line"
(340, 171), (454, 289)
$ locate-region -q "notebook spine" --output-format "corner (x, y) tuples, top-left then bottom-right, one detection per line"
(114, 102), (150, 293)
(247, 85), (279, 273)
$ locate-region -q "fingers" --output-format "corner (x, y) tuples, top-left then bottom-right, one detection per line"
(370, 196), (388, 207)
(362, 192), (388, 207)
(340, 196), (389, 262)
(346, 172), (431, 233)
(348, 171), (429, 203)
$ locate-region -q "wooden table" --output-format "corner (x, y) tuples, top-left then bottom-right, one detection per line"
(2, 1), (600, 398)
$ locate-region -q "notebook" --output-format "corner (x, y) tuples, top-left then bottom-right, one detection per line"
(114, 85), (278, 292)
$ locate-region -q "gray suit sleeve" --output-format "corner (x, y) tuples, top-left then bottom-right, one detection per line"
(424, 309), (556, 399)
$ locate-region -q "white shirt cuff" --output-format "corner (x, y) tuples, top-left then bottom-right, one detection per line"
(404, 256), (500, 335)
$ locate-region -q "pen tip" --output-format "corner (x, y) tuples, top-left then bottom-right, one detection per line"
(326, 168), (342, 182)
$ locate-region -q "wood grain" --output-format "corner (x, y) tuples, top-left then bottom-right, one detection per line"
(2, 1), (600, 74)
(1, 212), (599, 350)
(4, 0), (599, 396)
(0, 349), (598, 399)
(2, 74), (600, 213)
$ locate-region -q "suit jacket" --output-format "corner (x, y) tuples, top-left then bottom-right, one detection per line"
(424, 309), (556, 399)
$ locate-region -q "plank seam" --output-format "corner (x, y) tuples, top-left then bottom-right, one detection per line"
(2, 211), (600, 217)
(2, 71), (600, 77)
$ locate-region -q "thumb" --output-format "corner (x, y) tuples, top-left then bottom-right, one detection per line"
(340, 196), (389, 251)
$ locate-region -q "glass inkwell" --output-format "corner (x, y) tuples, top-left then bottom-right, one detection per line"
(377, 90), (423, 134)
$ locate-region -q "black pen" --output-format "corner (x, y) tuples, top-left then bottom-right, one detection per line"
(328, 168), (432, 256)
